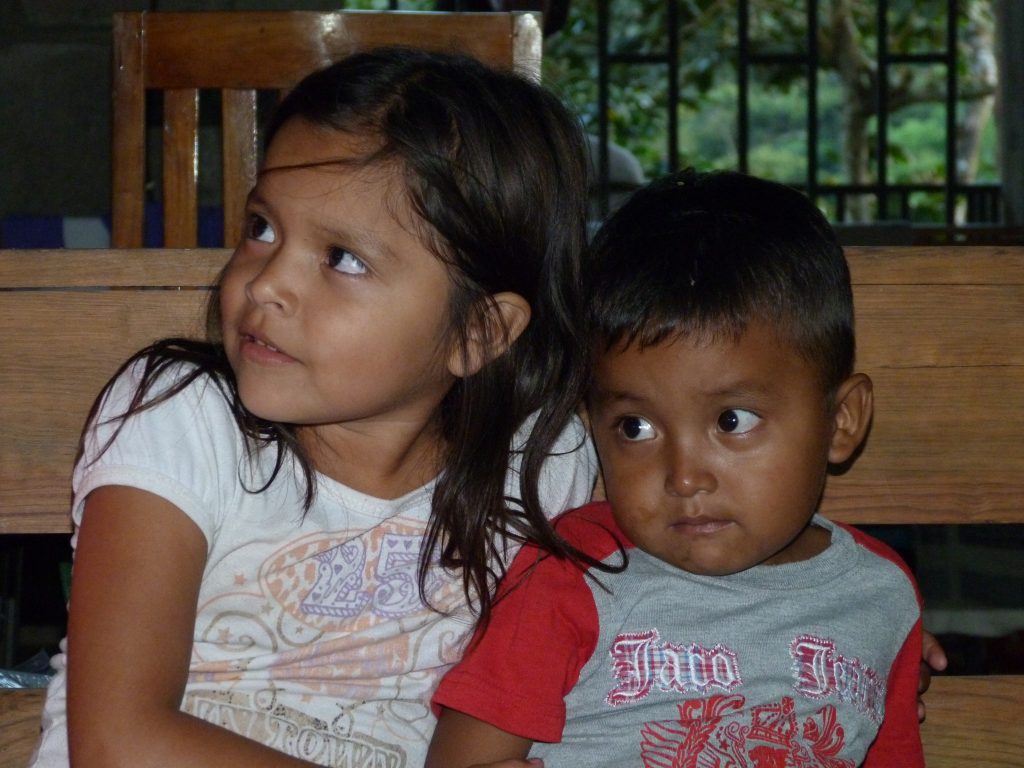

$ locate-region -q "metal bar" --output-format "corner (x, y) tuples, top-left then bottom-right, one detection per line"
(877, 0), (890, 219)
(748, 52), (812, 65)
(946, 0), (959, 225)
(607, 53), (672, 64)
(597, 0), (611, 219)
(667, 0), (679, 172)
(887, 53), (951, 64)
(807, 0), (819, 203)
(738, 0), (749, 174)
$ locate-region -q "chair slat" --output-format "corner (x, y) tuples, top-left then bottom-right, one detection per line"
(162, 88), (200, 248)
(110, 10), (542, 247)
(222, 89), (259, 247)
(111, 12), (146, 248)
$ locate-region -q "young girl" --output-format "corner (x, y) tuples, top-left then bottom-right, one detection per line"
(30, 47), (596, 768)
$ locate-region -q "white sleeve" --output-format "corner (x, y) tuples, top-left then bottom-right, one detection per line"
(72, 362), (245, 545)
(510, 412), (597, 519)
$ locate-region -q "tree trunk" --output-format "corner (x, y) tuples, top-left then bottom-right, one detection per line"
(828, 0), (875, 221)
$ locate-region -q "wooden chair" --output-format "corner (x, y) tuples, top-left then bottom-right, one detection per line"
(111, 10), (543, 249)
(1, 246), (1023, 765)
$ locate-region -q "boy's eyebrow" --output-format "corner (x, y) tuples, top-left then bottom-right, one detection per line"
(588, 386), (645, 406)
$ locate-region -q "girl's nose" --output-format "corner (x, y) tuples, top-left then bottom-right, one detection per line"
(244, 250), (298, 315)
(664, 444), (717, 497)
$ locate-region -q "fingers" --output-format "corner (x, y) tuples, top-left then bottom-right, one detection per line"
(917, 629), (949, 723)
(921, 630), (949, 673)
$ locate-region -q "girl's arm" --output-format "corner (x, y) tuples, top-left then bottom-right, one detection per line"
(67, 485), (316, 768)
(426, 707), (536, 768)
(918, 629), (947, 721)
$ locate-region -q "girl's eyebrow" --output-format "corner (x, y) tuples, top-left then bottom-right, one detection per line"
(313, 219), (396, 262)
(245, 187), (268, 208)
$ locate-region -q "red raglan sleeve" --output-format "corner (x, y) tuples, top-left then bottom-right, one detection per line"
(432, 505), (615, 743)
(862, 615), (925, 766)
(844, 525), (925, 767)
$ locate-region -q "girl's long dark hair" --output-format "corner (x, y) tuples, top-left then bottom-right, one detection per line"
(89, 47), (594, 626)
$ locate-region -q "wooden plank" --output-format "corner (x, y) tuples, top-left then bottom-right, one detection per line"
(855, 284), (1024, 368)
(0, 252), (221, 534)
(139, 11), (532, 89)
(0, 249), (229, 288)
(0, 690), (44, 768)
(819, 251), (1024, 525)
(847, 246), (1024, 284)
(920, 675), (1024, 768)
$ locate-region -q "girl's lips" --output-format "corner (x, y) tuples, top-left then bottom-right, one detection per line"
(239, 334), (296, 364)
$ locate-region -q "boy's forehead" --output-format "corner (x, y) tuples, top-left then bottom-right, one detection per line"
(590, 320), (822, 399)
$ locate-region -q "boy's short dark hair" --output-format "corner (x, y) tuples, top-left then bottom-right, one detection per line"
(586, 168), (854, 395)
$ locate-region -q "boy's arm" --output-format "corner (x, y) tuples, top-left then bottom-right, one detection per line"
(862, 617), (925, 767)
(426, 708), (535, 768)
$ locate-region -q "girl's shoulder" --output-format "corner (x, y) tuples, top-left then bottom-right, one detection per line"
(73, 350), (251, 535)
(83, 348), (244, 474)
(99, 346), (234, 422)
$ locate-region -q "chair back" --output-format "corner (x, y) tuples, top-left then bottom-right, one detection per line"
(111, 10), (542, 248)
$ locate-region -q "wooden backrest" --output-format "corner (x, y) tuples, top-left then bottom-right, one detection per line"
(0, 249), (226, 534)
(110, 10), (543, 249)
(0, 246), (1022, 766)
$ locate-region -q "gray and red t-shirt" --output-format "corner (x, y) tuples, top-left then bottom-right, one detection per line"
(434, 502), (923, 767)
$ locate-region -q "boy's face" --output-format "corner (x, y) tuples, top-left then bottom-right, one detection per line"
(589, 321), (847, 576)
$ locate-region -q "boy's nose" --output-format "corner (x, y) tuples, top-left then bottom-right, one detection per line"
(664, 445), (717, 497)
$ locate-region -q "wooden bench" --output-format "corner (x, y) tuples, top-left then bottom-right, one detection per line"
(1, 247), (1022, 766)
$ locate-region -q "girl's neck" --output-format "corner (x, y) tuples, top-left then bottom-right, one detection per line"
(297, 417), (446, 500)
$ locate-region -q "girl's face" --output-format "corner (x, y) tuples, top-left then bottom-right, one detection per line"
(220, 118), (458, 481)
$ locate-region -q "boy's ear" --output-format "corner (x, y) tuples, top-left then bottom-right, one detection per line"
(447, 292), (531, 378)
(828, 373), (874, 464)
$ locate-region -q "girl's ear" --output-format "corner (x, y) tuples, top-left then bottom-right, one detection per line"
(828, 373), (874, 464)
(447, 292), (531, 378)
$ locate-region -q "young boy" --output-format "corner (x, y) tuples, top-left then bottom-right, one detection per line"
(426, 170), (924, 768)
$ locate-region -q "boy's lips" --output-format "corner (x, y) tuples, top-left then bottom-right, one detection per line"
(670, 515), (732, 535)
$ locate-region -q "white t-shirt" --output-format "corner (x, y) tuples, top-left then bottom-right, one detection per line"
(31, 362), (597, 767)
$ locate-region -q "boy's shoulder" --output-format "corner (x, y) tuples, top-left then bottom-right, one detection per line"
(551, 501), (634, 561)
(834, 520), (921, 595)
(499, 502), (632, 588)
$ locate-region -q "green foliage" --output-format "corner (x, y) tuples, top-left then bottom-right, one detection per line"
(544, 0), (999, 224)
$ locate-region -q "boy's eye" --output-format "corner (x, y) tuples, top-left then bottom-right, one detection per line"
(327, 247), (367, 275)
(246, 214), (275, 244)
(618, 416), (656, 442)
(717, 408), (760, 434)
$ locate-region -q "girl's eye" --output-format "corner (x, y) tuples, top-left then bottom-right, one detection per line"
(717, 408), (760, 434)
(327, 247), (368, 275)
(246, 214), (275, 244)
(618, 416), (656, 442)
